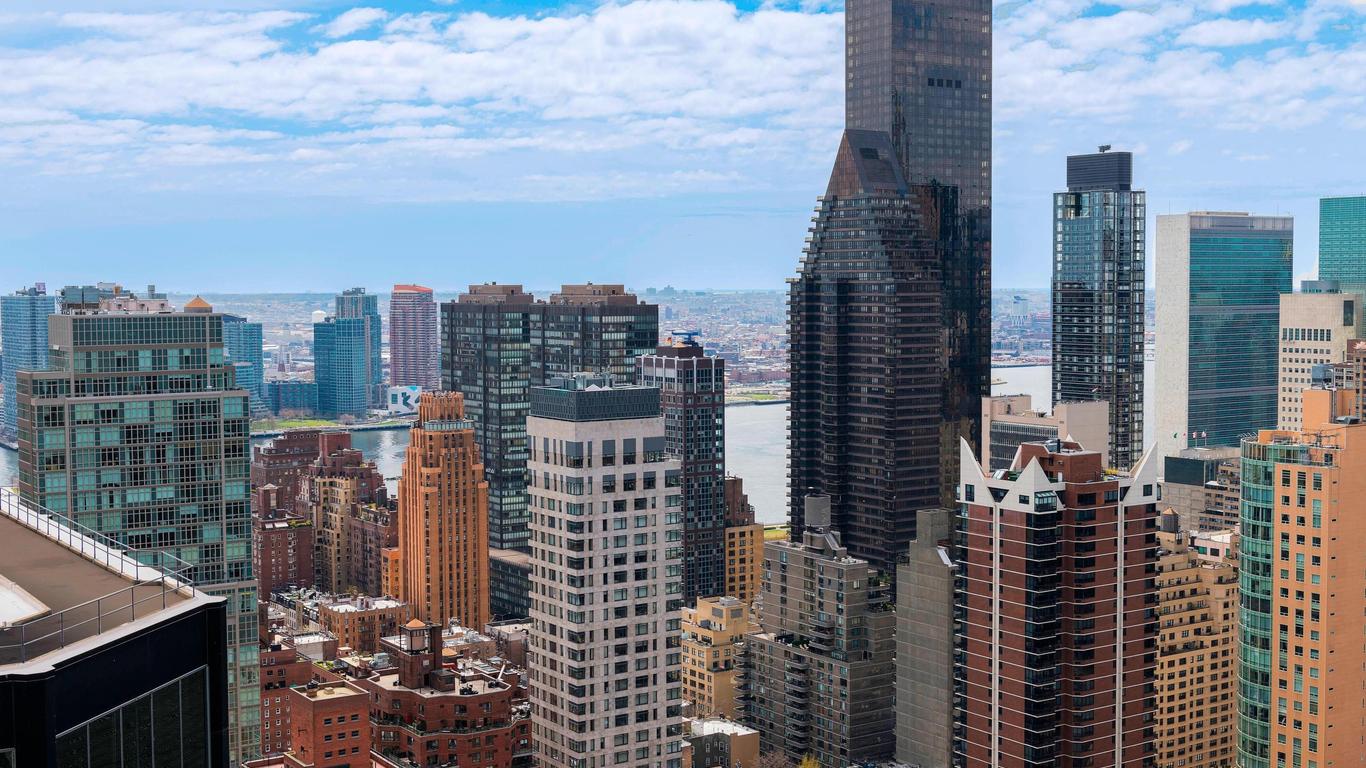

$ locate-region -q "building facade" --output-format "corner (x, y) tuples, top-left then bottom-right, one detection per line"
(335, 287), (384, 407)
(957, 439), (1160, 768)
(302, 436), (391, 594)
(1052, 150), (1146, 470)
(384, 391), (491, 628)
(314, 317), (371, 419)
(1318, 195), (1366, 295)
(389, 284), (438, 390)
(680, 596), (752, 719)
(982, 394), (1110, 472)
(722, 476), (762, 606)
(1, 285), (56, 441)
(316, 596), (410, 654)
(254, 484), (316, 599)
(788, 128), (986, 575)
(1156, 212), (1293, 454)
(526, 376), (684, 768)
(1161, 447), (1242, 533)
(639, 338), (726, 602)
(489, 547), (533, 620)
(1237, 386), (1366, 768)
(1276, 283), (1361, 430)
(1154, 523), (1238, 768)
(224, 313), (268, 418)
(894, 508), (956, 768)
(15, 299), (259, 761)
(745, 500), (896, 766)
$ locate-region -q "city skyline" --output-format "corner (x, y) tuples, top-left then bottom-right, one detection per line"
(4, 1), (1365, 291)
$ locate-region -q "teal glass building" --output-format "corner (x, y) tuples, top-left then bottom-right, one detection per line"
(15, 301), (259, 762)
(1319, 196), (1366, 295)
(1156, 212), (1293, 453)
(314, 316), (369, 418)
(335, 287), (383, 407)
(223, 314), (266, 418)
(1, 285), (57, 441)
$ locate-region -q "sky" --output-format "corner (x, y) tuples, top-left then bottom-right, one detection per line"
(2, 0), (1365, 292)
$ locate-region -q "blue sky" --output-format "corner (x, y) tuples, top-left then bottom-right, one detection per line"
(2, 0), (1364, 292)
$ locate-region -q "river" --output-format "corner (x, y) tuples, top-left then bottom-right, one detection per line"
(0, 364), (1152, 526)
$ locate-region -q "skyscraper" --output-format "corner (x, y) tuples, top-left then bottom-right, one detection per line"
(1052, 149), (1145, 470)
(0, 284), (56, 442)
(789, 0), (991, 572)
(1276, 281), (1361, 430)
(335, 287), (384, 406)
(384, 391), (490, 629)
(957, 438), (1160, 768)
(525, 375), (682, 768)
(314, 316), (370, 419)
(1238, 385), (1366, 768)
(788, 128), (978, 575)
(441, 283), (659, 553)
(17, 294), (259, 761)
(1318, 195), (1366, 294)
(1156, 212), (1293, 454)
(638, 336), (726, 602)
(389, 284), (438, 390)
(223, 313), (267, 418)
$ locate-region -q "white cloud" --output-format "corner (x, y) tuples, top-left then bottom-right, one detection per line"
(315, 7), (387, 38)
(1169, 138), (1194, 155)
(1177, 18), (1288, 47)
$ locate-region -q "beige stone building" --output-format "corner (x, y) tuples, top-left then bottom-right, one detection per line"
(1155, 523), (1239, 768)
(681, 596), (752, 719)
(1277, 284), (1363, 430)
(722, 477), (763, 606)
(980, 394), (1109, 471)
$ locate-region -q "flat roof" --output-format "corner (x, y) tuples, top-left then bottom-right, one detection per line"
(0, 498), (190, 665)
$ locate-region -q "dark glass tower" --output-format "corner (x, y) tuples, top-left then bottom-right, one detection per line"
(789, 130), (973, 575)
(789, 0), (990, 574)
(1052, 149), (1145, 470)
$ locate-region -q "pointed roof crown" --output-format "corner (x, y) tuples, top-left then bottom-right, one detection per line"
(824, 129), (909, 198)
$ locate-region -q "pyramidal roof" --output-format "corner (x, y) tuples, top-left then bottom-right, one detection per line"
(184, 295), (212, 311)
(824, 129), (909, 199)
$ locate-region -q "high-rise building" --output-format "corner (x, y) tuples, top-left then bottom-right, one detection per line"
(722, 476), (762, 606)
(639, 336), (725, 601)
(302, 434), (392, 595)
(982, 394), (1110, 472)
(894, 508), (955, 768)
(745, 496), (896, 765)
(1154, 521), (1238, 768)
(957, 439), (1160, 768)
(526, 375), (683, 768)
(1237, 384), (1366, 768)
(680, 596), (752, 719)
(788, 128), (986, 575)
(1, 284), (56, 442)
(335, 287), (384, 406)
(0, 487), (230, 767)
(1156, 212), (1293, 454)
(1318, 195), (1366, 295)
(442, 284), (659, 554)
(389, 284), (438, 390)
(224, 313), (268, 418)
(254, 484), (316, 599)
(384, 391), (490, 628)
(251, 429), (328, 515)
(1161, 446), (1242, 533)
(1276, 281), (1362, 430)
(314, 316), (371, 419)
(16, 296), (259, 761)
(1052, 149), (1146, 470)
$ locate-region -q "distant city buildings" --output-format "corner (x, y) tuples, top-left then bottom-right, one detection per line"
(1276, 281), (1361, 430)
(225, 313), (268, 418)
(1157, 212), (1293, 453)
(957, 439), (1159, 768)
(389, 284), (438, 390)
(1317, 195), (1366, 295)
(746, 495), (896, 765)
(0, 284), (55, 442)
(334, 287), (384, 407)
(1052, 149), (1146, 470)
(981, 394), (1110, 472)
(314, 316), (372, 419)
(16, 294), (259, 761)
(526, 375), (683, 768)
(639, 336), (726, 602)
(384, 391), (490, 629)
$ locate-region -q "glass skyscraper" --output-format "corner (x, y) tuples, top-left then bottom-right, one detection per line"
(1052, 149), (1145, 470)
(223, 314), (266, 418)
(335, 287), (383, 407)
(15, 299), (258, 762)
(1156, 212), (1293, 453)
(314, 316), (370, 419)
(1, 285), (56, 441)
(1318, 195), (1366, 295)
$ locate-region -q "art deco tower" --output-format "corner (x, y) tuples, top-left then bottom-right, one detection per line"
(385, 391), (490, 628)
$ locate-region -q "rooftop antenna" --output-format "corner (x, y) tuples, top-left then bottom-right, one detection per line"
(1098, 144), (1112, 153)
